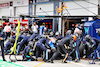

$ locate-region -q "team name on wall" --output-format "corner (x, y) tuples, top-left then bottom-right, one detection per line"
(0, 3), (9, 8)
(36, 0), (50, 3)
(13, 0), (28, 7)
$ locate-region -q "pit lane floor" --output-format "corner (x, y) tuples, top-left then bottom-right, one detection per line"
(0, 55), (100, 67)
(0, 40), (99, 67)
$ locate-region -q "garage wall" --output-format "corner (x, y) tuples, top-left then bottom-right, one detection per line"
(0, 8), (9, 18)
(99, 0), (100, 5)
(0, 9), (1, 18)
(36, 3), (53, 15)
(59, 0), (98, 33)
(0, 0), (98, 18)
(60, 0), (98, 16)
(15, 6), (28, 16)
(33, 5), (34, 15)
(88, 0), (98, 15)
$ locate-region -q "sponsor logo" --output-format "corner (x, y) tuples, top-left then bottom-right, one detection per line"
(96, 28), (100, 33)
(84, 27), (89, 34)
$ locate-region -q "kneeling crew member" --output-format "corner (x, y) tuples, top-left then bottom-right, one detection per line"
(22, 41), (35, 61)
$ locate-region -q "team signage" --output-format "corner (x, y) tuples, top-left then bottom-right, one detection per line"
(0, 3), (9, 8)
(36, 0), (50, 3)
(13, 0), (28, 6)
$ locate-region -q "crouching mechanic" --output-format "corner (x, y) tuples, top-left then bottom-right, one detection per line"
(17, 33), (30, 55)
(48, 35), (80, 63)
(22, 41), (35, 61)
(85, 35), (99, 57)
(36, 37), (50, 61)
(47, 35), (73, 63)
(5, 38), (15, 54)
(71, 35), (81, 62)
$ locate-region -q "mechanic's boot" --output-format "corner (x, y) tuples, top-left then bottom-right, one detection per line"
(72, 58), (75, 61)
(31, 58), (35, 61)
(43, 59), (47, 62)
(62, 61), (67, 63)
(3, 59), (6, 61)
(17, 53), (20, 55)
(35, 58), (38, 61)
(47, 59), (54, 63)
(75, 59), (80, 62)
(50, 60), (54, 63)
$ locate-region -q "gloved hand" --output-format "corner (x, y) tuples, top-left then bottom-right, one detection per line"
(47, 49), (51, 52)
(26, 55), (30, 58)
(51, 48), (56, 52)
(17, 42), (20, 45)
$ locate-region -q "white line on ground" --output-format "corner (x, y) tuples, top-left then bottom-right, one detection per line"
(69, 61), (88, 66)
(14, 62), (28, 67)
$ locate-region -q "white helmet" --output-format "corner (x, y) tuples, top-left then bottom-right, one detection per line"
(55, 31), (60, 36)
(44, 27), (47, 31)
